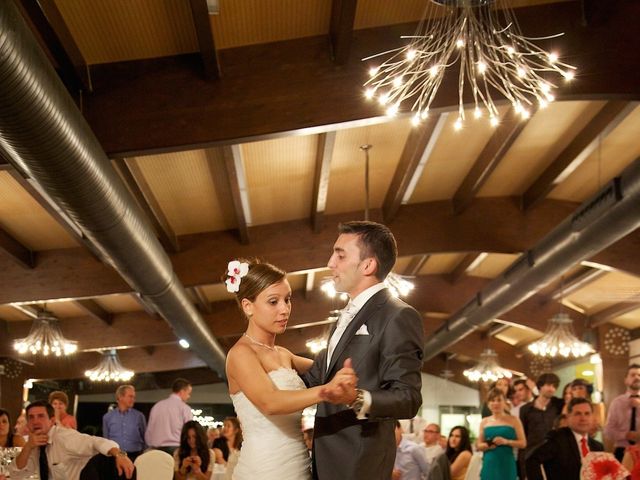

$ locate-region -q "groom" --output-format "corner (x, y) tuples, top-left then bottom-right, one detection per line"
(304, 221), (425, 479)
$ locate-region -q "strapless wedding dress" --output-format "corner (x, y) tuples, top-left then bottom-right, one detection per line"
(231, 367), (311, 480)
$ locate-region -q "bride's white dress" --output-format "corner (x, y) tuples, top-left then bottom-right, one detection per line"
(230, 367), (311, 480)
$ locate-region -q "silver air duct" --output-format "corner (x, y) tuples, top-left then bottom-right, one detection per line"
(0, 1), (226, 375)
(423, 155), (640, 360)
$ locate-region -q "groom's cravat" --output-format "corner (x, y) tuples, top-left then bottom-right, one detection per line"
(326, 301), (357, 370)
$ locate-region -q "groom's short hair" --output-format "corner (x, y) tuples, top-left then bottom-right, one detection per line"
(339, 221), (397, 280)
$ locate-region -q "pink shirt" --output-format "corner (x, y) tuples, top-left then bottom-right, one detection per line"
(145, 394), (193, 447)
(604, 392), (638, 447)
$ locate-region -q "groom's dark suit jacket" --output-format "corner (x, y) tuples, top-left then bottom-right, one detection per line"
(303, 288), (425, 480)
(525, 426), (604, 480)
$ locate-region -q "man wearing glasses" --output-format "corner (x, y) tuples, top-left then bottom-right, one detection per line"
(421, 424), (444, 464)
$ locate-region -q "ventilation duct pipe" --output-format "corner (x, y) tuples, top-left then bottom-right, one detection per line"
(423, 155), (640, 361)
(0, 2), (226, 375)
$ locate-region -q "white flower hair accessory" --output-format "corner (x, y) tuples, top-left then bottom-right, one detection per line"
(226, 260), (249, 293)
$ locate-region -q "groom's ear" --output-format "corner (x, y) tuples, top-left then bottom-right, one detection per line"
(361, 257), (378, 277)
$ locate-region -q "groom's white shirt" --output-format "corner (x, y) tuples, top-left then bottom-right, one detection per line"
(327, 282), (387, 418)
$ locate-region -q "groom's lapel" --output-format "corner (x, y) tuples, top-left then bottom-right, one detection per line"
(325, 289), (389, 377)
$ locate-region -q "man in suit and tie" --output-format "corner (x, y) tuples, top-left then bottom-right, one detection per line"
(303, 221), (425, 479)
(526, 397), (604, 480)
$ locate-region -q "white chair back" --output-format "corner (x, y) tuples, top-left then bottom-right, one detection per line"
(463, 453), (483, 480)
(134, 449), (174, 480)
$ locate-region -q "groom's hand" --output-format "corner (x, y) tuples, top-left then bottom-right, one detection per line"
(319, 358), (358, 404)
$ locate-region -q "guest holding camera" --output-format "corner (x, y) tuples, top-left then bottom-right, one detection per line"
(174, 421), (215, 480)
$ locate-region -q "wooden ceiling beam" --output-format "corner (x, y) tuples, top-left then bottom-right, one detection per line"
(188, 0), (220, 80)
(589, 298), (640, 328)
(220, 146), (251, 244)
(16, 0), (90, 93)
(447, 252), (483, 284)
(112, 158), (179, 253)
(404, 254), (430, 276)
(74, 299), (113, 326)
(383, 113), (447, 223)
(0, 227), (34, 269)
(190, 286), (213, 314)
(0, 198), (584, 304)
(548, 266), (608, 300)
(453, 109), (529, 214)
(329, 0), (358, 64)
(81, 2), (640, 157)
(311, 132), (336, 232)
(522, 101), (636, 210)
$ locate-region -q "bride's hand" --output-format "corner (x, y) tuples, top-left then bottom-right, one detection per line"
(319, 358), (358, 404)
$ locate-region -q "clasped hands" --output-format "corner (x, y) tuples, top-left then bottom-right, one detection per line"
(319, 358), (359, 405)
(181, 455), (203, 474)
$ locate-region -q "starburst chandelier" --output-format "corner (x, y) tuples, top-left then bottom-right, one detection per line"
(13, 310), (78, 356)
(363, 0), (576, 129)
(527, 312), (594, 358)
(463, 348), (512, 382)
(85, 349), (134, 382)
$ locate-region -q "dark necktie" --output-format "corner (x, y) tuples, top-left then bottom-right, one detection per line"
(39, 445), (49, 480)
(631, 396), (639, 445)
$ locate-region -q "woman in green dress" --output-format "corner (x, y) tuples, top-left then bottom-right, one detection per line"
(477, 387), (527, 480)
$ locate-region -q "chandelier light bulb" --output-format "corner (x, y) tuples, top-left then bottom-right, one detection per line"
(305, 338), (327, 354)
(362, 0), (577, 128)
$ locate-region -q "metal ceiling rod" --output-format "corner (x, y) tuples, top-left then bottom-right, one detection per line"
(0, 2), (226, 376)
(423, 153), (640, 361)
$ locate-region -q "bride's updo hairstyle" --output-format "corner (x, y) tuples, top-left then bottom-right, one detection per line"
(227, 258), (287, 307)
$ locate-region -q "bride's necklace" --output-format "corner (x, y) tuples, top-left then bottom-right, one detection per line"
(243, 332), (277, 351)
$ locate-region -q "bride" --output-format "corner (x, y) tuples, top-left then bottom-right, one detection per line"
(224, 259), (357, 480)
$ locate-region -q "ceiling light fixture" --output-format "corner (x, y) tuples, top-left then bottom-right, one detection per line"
(85, 349), (134, 382)
(13, 310), (78, 356)
(463, 348), (512, 382)
(527, 312), (594, 358)
(363, 0), (576, 129)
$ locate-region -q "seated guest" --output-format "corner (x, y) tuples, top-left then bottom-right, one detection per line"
(392, 421), (429, 480)
(14, 410), (29, 439)
(525, 397), (604, 480)
(446, 426), (472, 480)
(9, 400), (135, 479)
(421, 423), (445, 465)
(562, 378), (605, 436)
(102, 385), (146, 461)
(0, 408), (25, 448)
(48, 390), (77, 429)
(174, 421), (214, 480)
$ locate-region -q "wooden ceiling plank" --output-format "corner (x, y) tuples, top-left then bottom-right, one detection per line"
(329, 0), (358, 64)
(188, 0), (220, 80)
(16, 0), (90, 92)
(589, 299), (640, 328)
(383, 113), (447, 222)
(190, 286), (213, 314)
(311, 132), (336, 232)
(74, 299), (113, 326)
(522, 101), (636, 210)
(404, 254), (430, 276)
(220, 146), (251, 244)
(453, 109), (529, 214)
(447, 252), (482, 284)
(5, 169), (100, 258)
(549, 266), (608, 300)
(81, 2), (640, 157)
(112, 158), (179, 253)
(0, 227), (34, 269)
